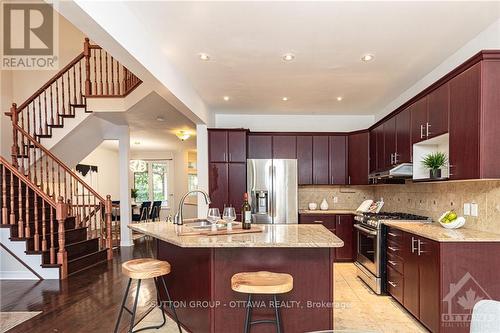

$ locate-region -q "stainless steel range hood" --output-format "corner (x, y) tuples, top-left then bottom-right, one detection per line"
(368, 163), (413, 184)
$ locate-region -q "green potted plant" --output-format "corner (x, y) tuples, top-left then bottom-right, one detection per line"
(421, 152), (448, 179)
(131, 188), (138, 205)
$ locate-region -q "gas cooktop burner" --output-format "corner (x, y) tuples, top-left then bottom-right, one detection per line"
(354, 211), (432, 229)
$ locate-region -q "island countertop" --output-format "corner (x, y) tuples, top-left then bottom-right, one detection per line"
(128, 222), (344, 248)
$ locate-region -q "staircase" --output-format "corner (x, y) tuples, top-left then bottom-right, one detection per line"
(1, 38), (141, 279)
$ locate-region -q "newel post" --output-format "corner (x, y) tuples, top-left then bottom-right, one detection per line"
(105, 195), (113, 260)
(83, 38), (91, 96)
(10, 103), (19, 168)
(56, 196), (68, 279)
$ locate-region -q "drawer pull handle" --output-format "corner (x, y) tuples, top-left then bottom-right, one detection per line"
(313, 220), (324, 223)
(388, 232), (399, 237)
(388, 246), (399, 252)
(388, 260), (397, 266)
(388, 281), (397, 287)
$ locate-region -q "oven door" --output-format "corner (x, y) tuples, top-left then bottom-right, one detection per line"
(354, 224), (381, 277)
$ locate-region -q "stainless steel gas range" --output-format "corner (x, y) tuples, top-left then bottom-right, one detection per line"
(353, 212), (431, 294)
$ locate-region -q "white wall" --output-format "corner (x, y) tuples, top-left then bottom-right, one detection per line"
(79, 142), (120, 199)
(215, 114), (374, 132)
(0, 247), (37, 280)
(1, 71), (14, 158)
(375, 18), (500, 121)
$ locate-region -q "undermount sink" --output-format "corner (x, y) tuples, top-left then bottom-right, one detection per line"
(185, 219), (225, 230)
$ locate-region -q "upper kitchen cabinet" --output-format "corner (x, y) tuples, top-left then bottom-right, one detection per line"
(312, 136), (330, 184)
(208, 129), (247, 163)
(348, 132), (369, 185)
(248, 134), (272, 159)
(272, 135), (297, 159)
(374, 124), (385, 171)
(427, 82), (450, 139)
(369, 130), (377, 172)
(383, 116), (396, 168)
(410, 97), (428, 144)
(297, 136), (313, 185)
(329, 136), (347, 185)
(395, 107), (411, 164)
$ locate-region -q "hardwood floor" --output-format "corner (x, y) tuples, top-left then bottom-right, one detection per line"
(1, 236), (157, 333)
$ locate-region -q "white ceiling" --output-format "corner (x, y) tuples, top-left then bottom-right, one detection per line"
(124, 1), (500, 115)
(94, 92), (196, 152)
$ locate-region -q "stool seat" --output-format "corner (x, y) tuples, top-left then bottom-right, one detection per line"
(231, 271), (293, 295)
(122, 258), (171, 280)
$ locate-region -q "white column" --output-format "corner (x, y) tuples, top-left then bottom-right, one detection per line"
(118, 126), (133, 246)
(196, 124), (209, 218)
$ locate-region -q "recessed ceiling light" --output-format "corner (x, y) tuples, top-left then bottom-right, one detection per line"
(176, 131), (191, 141)
(156, 116), (165, 122)
(282, 97), (288, 101)
(282, 53), (295, 62)
(133, 141), (140, 145)
(361, 54), (375, 62)
(337, 96), (343, 101)
(199, 53), (210, 61)
(223, 96), (230, 101)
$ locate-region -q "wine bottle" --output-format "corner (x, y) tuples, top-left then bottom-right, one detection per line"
(242, 193), (252, 230)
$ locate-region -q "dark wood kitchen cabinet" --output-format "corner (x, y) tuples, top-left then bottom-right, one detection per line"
(227, 163), (246, 214)
(383, 116), (396, 168)
(395, 107), (411, 164)
(334, 215), (354, 261)
(297, 136), (313, 185)
(208, 162), (228, 212)
(374, 124), (385, 171)
(410, 97), (429, 144)
(209, 129), (247, 163)
(248, 134), (272, 159)
(402, 232), (421, 318)
(427, 82), (450, 139)
(369, 130), (377, 172)
(329, 136), (347, 185)
(312, 136), (329, 184)
(348, 132), (369, 185)
(418, 237), (440, 333)
(272, 135), (296, 159)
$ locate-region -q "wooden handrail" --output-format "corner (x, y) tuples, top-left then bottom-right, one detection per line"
(12, 124), (106, 203)
(0, 156), (56, 207)
(13, 53), (85, 113)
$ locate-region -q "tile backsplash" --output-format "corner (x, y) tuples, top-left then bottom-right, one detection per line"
(299, 180), (500, 234)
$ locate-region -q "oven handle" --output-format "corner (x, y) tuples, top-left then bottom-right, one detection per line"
(354, 224), (378, 236)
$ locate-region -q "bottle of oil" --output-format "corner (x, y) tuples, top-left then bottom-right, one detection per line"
(242, 193), (252, 229)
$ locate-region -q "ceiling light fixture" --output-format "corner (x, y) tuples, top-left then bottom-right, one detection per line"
(176, 131), (191, 141)
(223, 96), (230, 101)
(282, 97), (288, 101)
(337, 96), (343, 101)
(361, 54), (375, 62)
(156, 116), (165, 122)
(133, 141), (141, 145)
(199, 53), (210, 61)
(282, 53), (295, 62)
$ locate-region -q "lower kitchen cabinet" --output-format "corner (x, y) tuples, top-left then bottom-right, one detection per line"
(386, 227), (500, 333)
(299, 213), (354, 261)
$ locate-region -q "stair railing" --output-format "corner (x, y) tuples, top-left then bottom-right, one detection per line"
(9, 126), (114, 263)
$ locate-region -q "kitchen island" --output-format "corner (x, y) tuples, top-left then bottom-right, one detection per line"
(128, 222), (344, 333)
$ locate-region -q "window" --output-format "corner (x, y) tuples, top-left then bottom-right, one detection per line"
(133, 161), (169, 205)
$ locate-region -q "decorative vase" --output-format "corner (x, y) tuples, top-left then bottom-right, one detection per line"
(320, 198), (329, 210)
(429, 168), (441, 179)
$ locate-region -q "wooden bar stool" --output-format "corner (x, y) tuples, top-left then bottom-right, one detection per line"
(231, 271), (293, 333)
(114, 258), (182, 333)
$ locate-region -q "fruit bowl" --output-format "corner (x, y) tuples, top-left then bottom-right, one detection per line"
(439, 216), (466, 229)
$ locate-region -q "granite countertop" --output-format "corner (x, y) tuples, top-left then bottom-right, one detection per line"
(128, 222), (344, 248)
(299, 209), (356, 215)
(382, 221), (500, 242)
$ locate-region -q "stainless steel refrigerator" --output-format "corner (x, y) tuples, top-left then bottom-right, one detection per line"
(247, 159), (298, 224)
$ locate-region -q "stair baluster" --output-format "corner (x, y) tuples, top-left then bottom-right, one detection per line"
(56, 196), (68, 279)
(2, 164), (7, 224)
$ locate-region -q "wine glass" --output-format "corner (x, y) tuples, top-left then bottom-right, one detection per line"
(223, 207), (236, 230)
(207, 208), (220, 230)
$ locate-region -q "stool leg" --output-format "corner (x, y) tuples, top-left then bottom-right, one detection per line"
(160, 275), (182, 333)
(132, 278), (167, 333)
(244, 294), (253, 333)
(129, 279), (142, 333)
(273, 294), (282, 333)
(114, 278), (132, 333)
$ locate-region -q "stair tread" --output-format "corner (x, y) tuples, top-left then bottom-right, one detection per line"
(67, 248), (108, 263)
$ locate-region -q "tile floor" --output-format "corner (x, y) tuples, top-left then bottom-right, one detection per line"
(134, 263), (429, 332)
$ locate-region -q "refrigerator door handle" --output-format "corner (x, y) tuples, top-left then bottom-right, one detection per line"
(272, 163), (277, 223)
